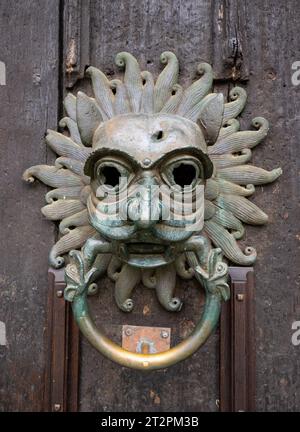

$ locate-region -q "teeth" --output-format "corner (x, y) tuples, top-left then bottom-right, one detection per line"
(127, 243), (165, 254)
(119, 243), (129, 259)
(165, 245), (175, 259)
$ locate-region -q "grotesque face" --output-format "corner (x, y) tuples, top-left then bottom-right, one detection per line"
(84, 113), (213, 268)
(24, 51), (281, 369)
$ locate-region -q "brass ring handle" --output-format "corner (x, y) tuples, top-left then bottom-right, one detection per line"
(72, 291), (221, 370)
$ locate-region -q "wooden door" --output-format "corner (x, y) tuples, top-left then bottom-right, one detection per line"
(0, 0), (299, 412)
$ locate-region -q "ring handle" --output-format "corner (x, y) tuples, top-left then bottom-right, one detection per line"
(65, 247), (228, 370)
(72, 290), (221, 370)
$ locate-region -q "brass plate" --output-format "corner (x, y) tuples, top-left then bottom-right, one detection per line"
(122, 325), (171, 354)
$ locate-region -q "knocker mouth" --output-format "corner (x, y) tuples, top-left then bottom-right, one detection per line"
(126, 242), (166, 254)
(115, 240), (177, 268)
(87, 193), (197, 267)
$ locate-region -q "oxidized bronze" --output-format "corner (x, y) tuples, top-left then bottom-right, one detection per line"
(23, 52), (282, 370)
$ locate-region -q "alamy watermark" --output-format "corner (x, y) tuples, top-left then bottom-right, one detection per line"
(0, 61), (6, 86)
(291, 321), (300, 346)
(291, 61), (300, 86)
(96, 179), (204, 232)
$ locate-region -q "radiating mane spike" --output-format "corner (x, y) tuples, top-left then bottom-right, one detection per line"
(223, 86), (247, 123)
(76, 91), (102, 146)
(59, 117), (82, 145)
(176, 62), (213, 116)
(141, 71), (154, 113)
(85, 66), (115, 119)
(154, 51), (179, 112)
(110, 79), (131, 115)
(63, 93), (77, 121)
(115, 52), (142, 113)
(160, 84), (183, 113)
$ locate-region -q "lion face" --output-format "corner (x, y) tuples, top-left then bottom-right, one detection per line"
(84, 113), (213, 268)
(24, 50), (281, 317)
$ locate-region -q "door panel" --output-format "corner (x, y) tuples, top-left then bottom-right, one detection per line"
(0, 0), (300, 412)
(59, 0), (300, 411)
(242, 0), (300, 411)
(0, 0), (59, 411)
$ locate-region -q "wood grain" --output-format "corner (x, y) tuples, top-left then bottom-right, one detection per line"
(0, 0), (59, 411)
(0, 0), (300, 412)
(243, 0), (300, 411)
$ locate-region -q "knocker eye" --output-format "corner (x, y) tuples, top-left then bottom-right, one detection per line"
(172, 163), (197, 187)
(98, 165), (121, 188)
(162, 158), (204, 190)
(94, 160), (131, 192)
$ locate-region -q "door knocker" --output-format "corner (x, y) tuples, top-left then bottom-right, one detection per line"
(23, 52), (282, 370)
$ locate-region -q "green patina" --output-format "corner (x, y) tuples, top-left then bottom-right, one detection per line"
(23, 51), (281, 369)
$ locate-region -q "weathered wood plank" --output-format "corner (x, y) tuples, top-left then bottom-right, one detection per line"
(0, 0), (59, 411)
(211, 0), (249, 81)
(64, 0), (91, 88)
(0, 0), (299, 413)
(242, 0), (300, 412)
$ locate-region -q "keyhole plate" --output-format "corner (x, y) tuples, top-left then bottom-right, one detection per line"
(122, 325), (171, 354)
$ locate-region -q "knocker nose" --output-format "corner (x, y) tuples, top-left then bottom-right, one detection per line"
(127, 176), (162, 229)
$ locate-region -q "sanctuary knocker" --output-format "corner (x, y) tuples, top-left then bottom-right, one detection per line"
(23, 52), (282, 370)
